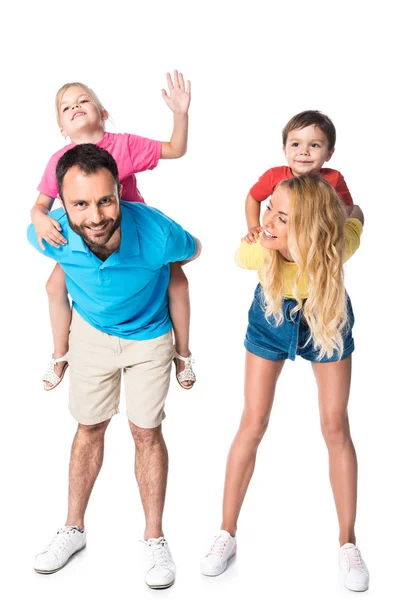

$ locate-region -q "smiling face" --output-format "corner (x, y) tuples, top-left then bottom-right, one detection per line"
(260, 185), (291, 259)
(61, 166), (122, 251)
(283, 125), (334, 177)
(58, 85), (106, 140)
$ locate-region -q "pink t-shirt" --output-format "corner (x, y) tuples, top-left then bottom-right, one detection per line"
(38, 132), (162, 203)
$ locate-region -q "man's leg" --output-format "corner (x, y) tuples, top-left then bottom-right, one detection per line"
(128, 422), (168, 539)
(66, 419), (111, 529)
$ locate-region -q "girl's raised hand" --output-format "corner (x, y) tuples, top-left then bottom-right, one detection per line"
(162, 70), (191, 115)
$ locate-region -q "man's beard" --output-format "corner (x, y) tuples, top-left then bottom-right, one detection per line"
(65, 208), (122, 248)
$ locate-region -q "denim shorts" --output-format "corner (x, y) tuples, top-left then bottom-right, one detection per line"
(244, 284), (355, 363)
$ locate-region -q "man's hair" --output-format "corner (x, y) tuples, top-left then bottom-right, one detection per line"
(282, 110), (336, 150)
(56, 144), (120, 199)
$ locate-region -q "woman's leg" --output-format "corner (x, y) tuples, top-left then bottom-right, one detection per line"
(312, 356), (357, 545)
(221, 352), (285, 536)
(168, 263), (193, 388)
(45, 263), (71, 384)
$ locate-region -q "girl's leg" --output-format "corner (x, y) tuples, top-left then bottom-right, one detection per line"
(44, 263), (71, 385)
(221, 352), (285, 536)
(168, 263), (193, 388)
(312, 356), (357, 545)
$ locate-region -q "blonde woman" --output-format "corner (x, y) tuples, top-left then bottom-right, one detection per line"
(201, 175), (369, 592)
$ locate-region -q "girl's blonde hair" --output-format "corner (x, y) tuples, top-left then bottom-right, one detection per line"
(261, 175), (348, 360)
(55, 82), (108, 128)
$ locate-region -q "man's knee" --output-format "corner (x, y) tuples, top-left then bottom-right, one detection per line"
(77, 419), (111, 439)
(129, 421), (162, 446)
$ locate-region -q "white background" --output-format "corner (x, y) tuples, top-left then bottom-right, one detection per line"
(1, 1), (399, 598)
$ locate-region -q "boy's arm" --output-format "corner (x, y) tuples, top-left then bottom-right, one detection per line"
(245, 193), (262, 243)
(160, 71), (190, 159)
(30, 192), (67, 250)
(336, 172), (353, 205)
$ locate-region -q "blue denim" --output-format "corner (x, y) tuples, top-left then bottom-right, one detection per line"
(244, 284), (355, 363)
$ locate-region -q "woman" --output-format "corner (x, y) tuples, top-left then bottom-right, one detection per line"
(201, 175), (369, 592)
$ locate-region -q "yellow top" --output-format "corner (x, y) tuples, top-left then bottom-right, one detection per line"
(235, 219), (363, 299)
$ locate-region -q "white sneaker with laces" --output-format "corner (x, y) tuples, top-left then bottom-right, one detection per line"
(34, 526), (86, 574)
(144, 537), (176, 589)
(200, 530), (237, 576)
(339, 542), (370, 592)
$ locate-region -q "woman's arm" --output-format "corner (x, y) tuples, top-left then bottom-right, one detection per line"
(346, 204), (364, 225)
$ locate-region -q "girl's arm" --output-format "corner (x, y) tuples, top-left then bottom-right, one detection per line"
(160, 71), (190, 160)
(30, 193), (67, 250)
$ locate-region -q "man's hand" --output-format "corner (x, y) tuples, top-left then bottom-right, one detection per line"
(244, 226), (262, 244)
(162, 70), (191, 115)
(33, 213), (67, 250)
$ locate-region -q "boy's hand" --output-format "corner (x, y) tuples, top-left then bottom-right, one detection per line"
(244, 226), (262, 244)
(33, 213), (67, 250)
(162, 70), (191, 115)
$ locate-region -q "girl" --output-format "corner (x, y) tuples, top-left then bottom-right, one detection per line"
(31, 71), (196, 391)
(201, 175), (369, 592)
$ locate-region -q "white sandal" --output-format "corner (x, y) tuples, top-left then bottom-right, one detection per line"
(173, 349), (196, 389)
(42, 353), (69, 391)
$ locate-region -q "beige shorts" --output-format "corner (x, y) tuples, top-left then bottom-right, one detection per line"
(68, 310), (174, 428)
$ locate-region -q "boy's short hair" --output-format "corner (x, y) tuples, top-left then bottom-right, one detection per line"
(282, 110), (336, 150)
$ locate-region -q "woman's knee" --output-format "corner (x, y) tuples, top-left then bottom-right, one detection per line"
(240, 413), (269, 446)
(321, 418), (350, 447)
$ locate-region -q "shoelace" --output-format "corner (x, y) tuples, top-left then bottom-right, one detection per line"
(345, 548), (365, 572)
(144, 538), (170, 568)
(46, 527), (77, 553)
(207, 535), (228, 557)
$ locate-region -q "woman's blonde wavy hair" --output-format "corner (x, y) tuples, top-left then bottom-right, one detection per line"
(261, 174), (348, 360)
(55, 82), (108, 128)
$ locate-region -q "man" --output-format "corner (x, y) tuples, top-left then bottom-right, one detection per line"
(27, 144), (201, 589)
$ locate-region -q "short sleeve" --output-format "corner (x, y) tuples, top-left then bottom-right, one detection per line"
(37, 154), (60, 198)
(335, 172), (353, 205)
(249, 168), (277, 202)
(235, 239), (266, 270)
(127, 134), (162, 173)
(27, 208), (68, 259)
(163, 220), (196, 264)
(343, 219), (363, 263)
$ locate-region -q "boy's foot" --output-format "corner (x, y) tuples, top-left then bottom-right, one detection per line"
(42, 353), (69, 391)
(34, 526), (86, 573)
(144, 537), (176, 589)
(173, 349), (196, 389)
(200, 530), (237, 576)
(339, 543), (369, 592)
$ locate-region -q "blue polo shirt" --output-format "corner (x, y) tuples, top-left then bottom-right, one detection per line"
(27, 202), (196, 340)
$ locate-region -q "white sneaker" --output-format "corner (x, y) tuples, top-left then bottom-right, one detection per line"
(200, 530), (237, 576)
(339, 542), (370, 592)
(34, 526), (86, 574)
(144, 537), (176, 589)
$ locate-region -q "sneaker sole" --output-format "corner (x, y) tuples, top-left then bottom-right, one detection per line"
(146, 580), (174, 590)
(34, 544), (86, 574)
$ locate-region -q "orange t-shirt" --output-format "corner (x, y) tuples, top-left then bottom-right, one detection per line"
(250, 166), (353, 205)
